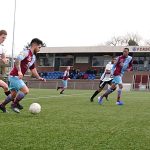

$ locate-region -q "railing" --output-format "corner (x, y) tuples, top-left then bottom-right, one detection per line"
(132, 74), (150, 91)
(133, 64), (150, 71)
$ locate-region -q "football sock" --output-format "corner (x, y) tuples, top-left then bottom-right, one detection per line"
(2, 94), (14, 106)
(102, 88), (113, 98)
(117, 89), (122, 101)
(91, 90), (99, 100)
(14, 92), (25, 104)
(4, 90), (11, 96)
(60, 89), (64, 94)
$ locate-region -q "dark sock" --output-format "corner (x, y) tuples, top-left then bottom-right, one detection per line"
(60, 90), (64, 94)
(14, 92), (25, 104)
(4, 91), (11, 96)
(2, 94), (14, 106)
(91, 90), (99, 100)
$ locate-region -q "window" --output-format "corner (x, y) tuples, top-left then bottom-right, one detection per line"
(92, 57), (104, 66)
(92, 56), (112, 67)
(39, 57), (54, 66)
(75, 57), (89, 63)
(60, 58), (73, 66)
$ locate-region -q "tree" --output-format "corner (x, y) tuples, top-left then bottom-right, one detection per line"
(106, 36), (124, 46)
(144, 40), (150, 46)
(125, 33), (141, 46)
(128, 39), (138, 46)
(106, 33), (141, 46)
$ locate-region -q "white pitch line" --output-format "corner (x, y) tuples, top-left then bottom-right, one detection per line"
(25, 93), (91, 100)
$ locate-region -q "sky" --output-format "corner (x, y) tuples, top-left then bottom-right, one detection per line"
(0, 0), (150, 56)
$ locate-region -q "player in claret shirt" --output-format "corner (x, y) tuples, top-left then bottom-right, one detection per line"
(98, 48), (132, 105)
(57, 66), (70, 94)
(0, 38), (46, 113)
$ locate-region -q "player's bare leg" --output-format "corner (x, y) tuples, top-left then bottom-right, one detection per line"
(0, 80), (10, 96)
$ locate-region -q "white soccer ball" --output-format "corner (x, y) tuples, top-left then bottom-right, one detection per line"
(29, 103), (41, 114)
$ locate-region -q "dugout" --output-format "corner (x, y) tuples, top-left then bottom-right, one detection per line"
(36, 46), (150, 73)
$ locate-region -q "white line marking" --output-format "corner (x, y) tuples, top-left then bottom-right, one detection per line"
(25, 93), (91, 100)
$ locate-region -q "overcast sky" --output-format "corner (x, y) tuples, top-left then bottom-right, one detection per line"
(0, 0), (150, 55)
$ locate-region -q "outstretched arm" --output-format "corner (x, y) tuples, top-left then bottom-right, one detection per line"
(30, 68), (46, 82)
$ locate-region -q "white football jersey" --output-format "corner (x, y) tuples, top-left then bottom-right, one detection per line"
(100, 62), (113, 82)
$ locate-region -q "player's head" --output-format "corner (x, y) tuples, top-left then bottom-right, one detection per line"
(0, 30), (7, 44)
(111, 57), (116, 64)
(30, 38), (44, 54)
(123, 48), (129, 57)
(66, 66), (70, 71)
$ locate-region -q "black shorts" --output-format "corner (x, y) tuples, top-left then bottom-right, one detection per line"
(99, 79), (113, 89)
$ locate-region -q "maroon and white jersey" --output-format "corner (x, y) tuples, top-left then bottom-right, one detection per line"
(112, 55), (132, 76)
(10, 49), (36, 76)
(63, 70), (69, 80)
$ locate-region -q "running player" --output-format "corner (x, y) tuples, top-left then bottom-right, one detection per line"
(57, 66), (70, 94)
(0, 38), (46, 113)
(90, 58), (116, 102)
(98, 48), (132, 105)
(0, 30), (10, 96)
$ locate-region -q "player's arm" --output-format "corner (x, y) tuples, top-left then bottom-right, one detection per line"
(15, 50), (28, 79)
(30, 67), (46, 82)
(1, 52), (7, 64)
(127, 59), (133, 71)
(111, 57), (119, 75)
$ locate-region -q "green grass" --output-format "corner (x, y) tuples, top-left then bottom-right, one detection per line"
(0, 89), (150, 150)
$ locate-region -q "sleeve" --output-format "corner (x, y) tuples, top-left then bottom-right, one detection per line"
(29, 63), (35, 70)
(16, 49), (29, 61)
(63, 71), (67, 77)
(111, 56), (119, 75)
(127, 58), (133, 71)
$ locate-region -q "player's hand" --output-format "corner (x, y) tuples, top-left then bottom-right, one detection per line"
(38, 77), (46, 82)
(18, 71), (23, 79)
(68, 78), (71, 80)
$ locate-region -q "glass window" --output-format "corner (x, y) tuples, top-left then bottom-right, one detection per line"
(60, 58), (73, 66)
(92, 57), (104, 66)
(39, 57), (53, 66)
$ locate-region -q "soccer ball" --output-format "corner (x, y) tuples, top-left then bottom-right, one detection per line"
(29, 103), (41, 114)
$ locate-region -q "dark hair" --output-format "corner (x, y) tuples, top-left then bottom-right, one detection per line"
(0, 30), (7, 36)
(124, 48), (129, 51)
(30, 38), (44, 46)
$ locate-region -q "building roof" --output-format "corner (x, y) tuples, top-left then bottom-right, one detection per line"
(39, 46), (150, 53)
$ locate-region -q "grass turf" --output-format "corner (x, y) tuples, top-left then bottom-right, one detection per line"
(0, 89), (150, 150)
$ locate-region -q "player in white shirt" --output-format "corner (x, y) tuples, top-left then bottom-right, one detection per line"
(0, 30), (10, 97)
(90, 58), (116, 102)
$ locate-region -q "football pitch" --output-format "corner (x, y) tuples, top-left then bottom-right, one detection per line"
(0, 89), (150, 150)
